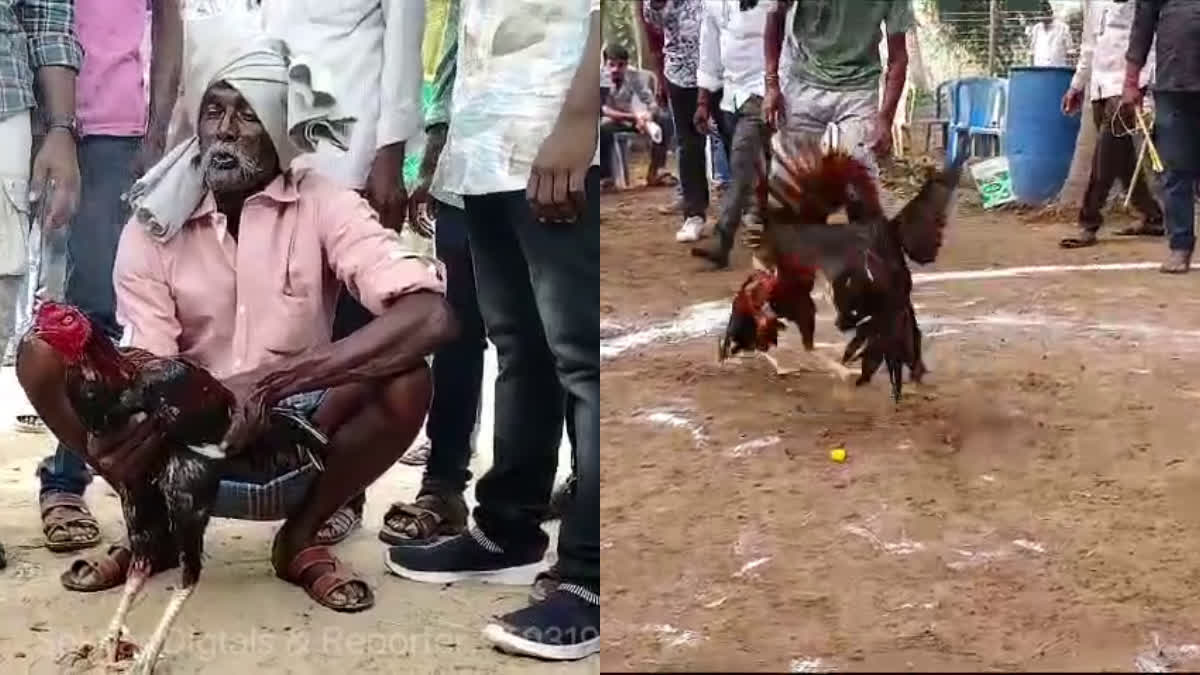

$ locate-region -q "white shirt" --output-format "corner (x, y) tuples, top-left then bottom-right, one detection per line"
(1027, 20), (1073, 67)
(697, 0), (767, 113)
(434, 0), (599, 197)
(261, 0), (425, 190)
(1071, 0), (1155, 101)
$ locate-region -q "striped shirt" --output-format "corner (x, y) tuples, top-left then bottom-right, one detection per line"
(0, 0), (83, 121)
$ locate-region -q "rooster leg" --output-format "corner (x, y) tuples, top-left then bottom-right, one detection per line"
(127, 585), (193, 675)
(760, 351), (798, 376)
(100, 557), (150, 662)
(803, 349), (858, 381)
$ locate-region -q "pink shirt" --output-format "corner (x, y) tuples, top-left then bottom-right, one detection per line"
(75, 0), (150, 137)
(113, 171), (446, 380)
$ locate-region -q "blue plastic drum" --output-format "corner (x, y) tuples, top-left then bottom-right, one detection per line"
(1006, 66), (1080, 205)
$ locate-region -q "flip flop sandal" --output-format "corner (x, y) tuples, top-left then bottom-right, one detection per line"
(1114, 225), (1166, 236)
(1059, 235), (1099, 249)
(313, 505), (362, 546)
(283, 546), (374, 613)
(41, 492), (102, 553)
(60, 544), (130, 592)
(378, 494), (467, 546)
(14, 415), (47, 434)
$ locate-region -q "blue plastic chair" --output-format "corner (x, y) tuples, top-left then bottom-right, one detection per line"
(948, 77), (1008, 165)
(915, 78), (956, 154)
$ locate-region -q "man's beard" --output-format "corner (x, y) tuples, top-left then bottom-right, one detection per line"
(201, 140), (268, 193)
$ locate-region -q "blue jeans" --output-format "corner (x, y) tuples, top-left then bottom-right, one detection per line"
(462, 167), (599, 589)
(422, 199), (485, 495)
(1155, 91), (1200, 252)
(38, 136), (140, 497)
(709, 129), (731, 186)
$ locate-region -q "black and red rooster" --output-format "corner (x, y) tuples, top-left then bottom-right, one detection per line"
(718, 136), (965, 402)
(23, 301), (323, 674)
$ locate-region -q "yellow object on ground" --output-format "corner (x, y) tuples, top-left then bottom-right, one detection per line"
(830, 447), (847, 463)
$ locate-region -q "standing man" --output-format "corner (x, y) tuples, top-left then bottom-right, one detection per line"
(1125, 0), (1200, 273)
(0, 0), (82, 572)
(377, 0), (484, 555)
(643, 0), (710, 243)
(762, 0), (911, 179)
(1027, 12), (1073, 67)
(691, 0), (770, 269)
(260, 0), (427, 542)
(14, 0), (140, 557)
(386, 0), (601, 660)
(1059, 0), (1162, 249)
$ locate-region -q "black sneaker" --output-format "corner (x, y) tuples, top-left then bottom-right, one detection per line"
(482, 585), (600, 661)
(385, 527), (547, 585)
(529, 564), (561, 603)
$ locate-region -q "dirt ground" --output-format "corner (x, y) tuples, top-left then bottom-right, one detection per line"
(601, 160), (1200, 671)
(0, 347), (593, 674)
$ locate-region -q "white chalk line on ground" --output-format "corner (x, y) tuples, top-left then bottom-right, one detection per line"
(601, 262), (1181, 360)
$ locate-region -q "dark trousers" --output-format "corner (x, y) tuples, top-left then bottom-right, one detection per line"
(712, 95), (770, 248)
(1155, 91), (1200, 252)
(667, 82), (709, 218)
(463, 167), (599, 590)
(422, 199), (485, 495)
(329, 240), (378, 514)
(599, 111), (674, 181)
(1080, 96), (1163, 232)
(38, 136), (141, 496)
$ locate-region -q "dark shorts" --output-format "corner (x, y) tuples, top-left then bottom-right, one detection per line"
(211, 390), (327, 521)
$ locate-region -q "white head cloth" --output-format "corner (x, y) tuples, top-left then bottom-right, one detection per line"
(124, 14), (355, 242)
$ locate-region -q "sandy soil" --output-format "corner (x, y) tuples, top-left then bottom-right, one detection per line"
(601, 164), (1200, 671)
(0, 347), (594, 674)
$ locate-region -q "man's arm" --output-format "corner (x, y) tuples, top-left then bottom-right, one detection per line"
(695, 1), (723, 127)
(410, 0), (459, 230)
(877, 1), (912, 127)
(18, 0), (82, 226)
(1126, 0), (1163, 73)
(113, 222), (183, 358)
(1124, 0), (1164, 104)
(378, 0), (426, 160)
(1069, 5), (1097, 94)
(252, 191), (453, 402)
(525, 0), (602, 221)
(144, 0), (183, 169)
(638, 0), (669, 105)
(764, 0), (789, 86)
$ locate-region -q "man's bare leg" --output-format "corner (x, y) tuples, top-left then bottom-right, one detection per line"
(270, 366), (432, 609)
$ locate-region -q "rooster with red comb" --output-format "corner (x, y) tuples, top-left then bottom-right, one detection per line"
(718, 135), (965, 402)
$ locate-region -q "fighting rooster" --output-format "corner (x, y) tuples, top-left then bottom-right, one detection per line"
(718, 137), (965, 402)
(24, 301), (323, 674)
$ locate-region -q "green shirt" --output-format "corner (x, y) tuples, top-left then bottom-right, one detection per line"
(789, 0), (912, 91)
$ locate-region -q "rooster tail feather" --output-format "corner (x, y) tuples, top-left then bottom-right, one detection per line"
(890, 153), (966, 265)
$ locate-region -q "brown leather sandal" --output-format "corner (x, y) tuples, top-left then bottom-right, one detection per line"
(313, 505), (362, 546)
(41, 492), (102, 553)
(282, 546), (374, 612)
(378, 492), (467, 546)
(60, 544), (130, 592)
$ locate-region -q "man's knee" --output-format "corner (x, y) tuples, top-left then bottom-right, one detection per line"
(379, 363), (433, 421)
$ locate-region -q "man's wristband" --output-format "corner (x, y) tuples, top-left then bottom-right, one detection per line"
(44, 114), (78, 140)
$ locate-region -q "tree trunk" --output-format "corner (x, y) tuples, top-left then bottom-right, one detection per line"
(1057, 0), (1093, 206)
